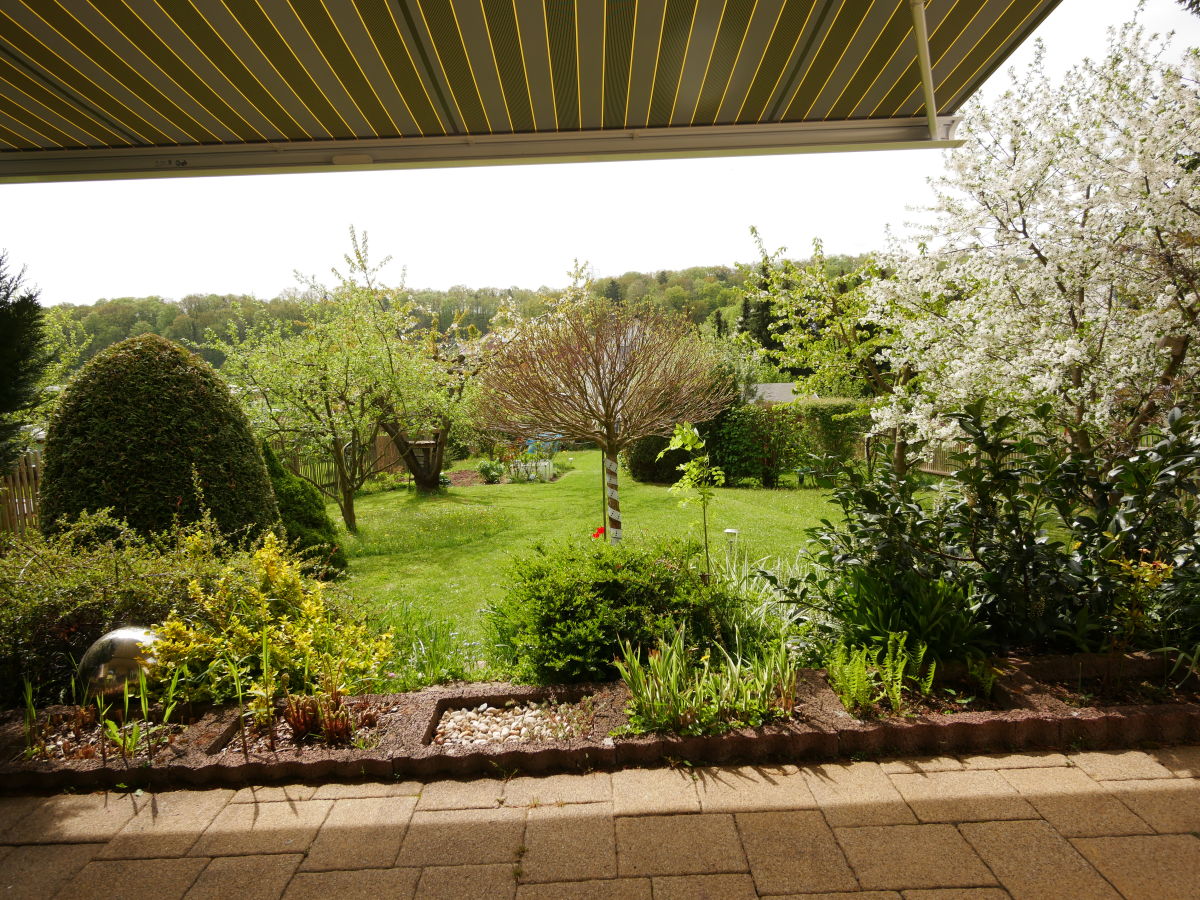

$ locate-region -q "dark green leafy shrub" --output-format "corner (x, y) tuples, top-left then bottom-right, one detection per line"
(788, 401), (1200, 655)
(707, 405), (803, 487)
(40, 334), (278, 538)
(623, 434), (691, 483)
(261, 440), (346, 573)
(792, 398), (869, 460)
(0, 510), (242, 705)
(484, 539), (748, 683)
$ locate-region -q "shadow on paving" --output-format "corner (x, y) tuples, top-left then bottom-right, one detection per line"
(0, 747), (1198, 898)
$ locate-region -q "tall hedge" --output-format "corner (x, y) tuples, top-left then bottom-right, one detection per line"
(261, 440), (347, 573)
(40, 334), (278, 537)
(706, 398), (869, 487)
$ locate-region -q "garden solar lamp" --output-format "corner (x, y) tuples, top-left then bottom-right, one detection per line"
(724, 529), (739, 567)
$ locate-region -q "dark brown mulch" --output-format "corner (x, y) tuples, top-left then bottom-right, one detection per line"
(21, 706), (188, 764)
(447, 470), (484, 486)
(1042, 676), (1200, 708)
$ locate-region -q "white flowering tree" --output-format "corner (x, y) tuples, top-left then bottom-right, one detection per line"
(869, 20), (1200, 459)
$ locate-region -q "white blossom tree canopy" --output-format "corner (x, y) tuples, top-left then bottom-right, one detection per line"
(868, 19), (1200, 458)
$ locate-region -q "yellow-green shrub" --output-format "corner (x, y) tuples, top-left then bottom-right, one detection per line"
(153, 534), (393, 705)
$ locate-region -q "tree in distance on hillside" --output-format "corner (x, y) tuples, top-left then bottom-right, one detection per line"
(480, 270), (734, 543)
(0, 251), (47, 471)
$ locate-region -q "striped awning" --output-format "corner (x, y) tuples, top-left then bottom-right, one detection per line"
(0, 1), (1060, 182)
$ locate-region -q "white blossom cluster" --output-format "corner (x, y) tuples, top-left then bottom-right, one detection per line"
(868, 20), (1200, 451)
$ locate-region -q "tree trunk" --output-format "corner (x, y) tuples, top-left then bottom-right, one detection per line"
(339, 487), (358, 534)
(604, 451), (623, 543)
(381, 422), (445, 493)
(891, 429), (909, 477)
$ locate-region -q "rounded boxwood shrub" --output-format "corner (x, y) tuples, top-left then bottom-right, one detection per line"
(484, 539), (746, 684)
(40, 334), (278, 537)
(261, 440), (347, 573)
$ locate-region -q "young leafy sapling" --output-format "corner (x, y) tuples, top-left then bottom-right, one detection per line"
(658, 423), (725, 576)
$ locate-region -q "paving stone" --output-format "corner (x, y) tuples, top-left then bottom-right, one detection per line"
(301, 795), (416, 870)
(503, 771), (612, 807)
(736, 810), (858, 896)
(413, 862), (517, 899)
(1072, 834), (1200, 899)
(395, 807), (526, 867)
(57, 857), (209, 900)
(879, 756), (964, 774)
(835, 825), (997, 891)
(189, 799), (332, 857)
(521, 801), (616, 883)
(1151, 744), (1200, 778)
(1099, 778), (1200, 834)
(651, 873), (758, 899)
(1069, 749), (1174, 781)
(611, 766), (700, 815)
(960, 819), (1119, 899)
(0, 797), (44, 842)
(999, 766), (1151, 837)
(803, 762), (917, 827)
(231, 784), (318, 803)
(958, 752), (1069, 770)
(0, 847), (9, 866)
(901, 891), (1012, 899)
(516, 878), (652, 899)
(4, 792), (142, 844)
(888, 771), (1037, 823)
(100, 790), (234, 859)
(185, 853), (301, 900)
(694, 765), (817, 812)
(416, 777), (506, 810)
(0, 843), (101, 900)
(283, 868), (420, 900)
(310, 781), (421, 799)
(616, 813), (746, 876)
(770, 893), (900, 900)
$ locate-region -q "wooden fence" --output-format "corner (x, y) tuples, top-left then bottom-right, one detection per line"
(273, 434), (407, 491)
(0, 449), (41, 535)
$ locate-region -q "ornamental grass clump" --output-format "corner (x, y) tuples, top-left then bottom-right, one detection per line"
(614, 627), (797, 736)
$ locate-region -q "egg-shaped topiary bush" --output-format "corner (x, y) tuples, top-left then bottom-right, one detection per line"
(40, 334), (278, 537)
(261, 440), (347, 574)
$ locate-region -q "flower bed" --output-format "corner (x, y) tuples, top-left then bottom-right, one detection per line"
(2, 653), (1197, 792)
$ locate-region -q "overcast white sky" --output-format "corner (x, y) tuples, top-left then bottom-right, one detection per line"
(7, 0), (1200, 306)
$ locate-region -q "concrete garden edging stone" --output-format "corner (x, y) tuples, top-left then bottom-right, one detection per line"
(2, 653), (1197, 792)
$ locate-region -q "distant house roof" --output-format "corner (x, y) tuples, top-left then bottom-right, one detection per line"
(753, 383), (797, 405)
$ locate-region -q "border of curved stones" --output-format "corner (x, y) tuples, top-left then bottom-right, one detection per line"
(1, 652), (1197, 793)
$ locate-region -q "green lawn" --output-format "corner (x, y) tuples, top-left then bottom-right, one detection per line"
(333, 449), (836, 635)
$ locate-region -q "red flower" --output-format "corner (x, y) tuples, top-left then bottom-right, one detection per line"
(591, 526), (606, 539)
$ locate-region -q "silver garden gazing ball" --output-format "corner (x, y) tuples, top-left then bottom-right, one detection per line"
(77, 627), (160, 696)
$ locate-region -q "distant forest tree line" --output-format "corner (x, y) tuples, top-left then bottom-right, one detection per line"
(42, 253), (873, 373)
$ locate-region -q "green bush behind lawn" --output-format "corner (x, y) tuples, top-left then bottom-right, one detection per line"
(333, 449), (835, 636)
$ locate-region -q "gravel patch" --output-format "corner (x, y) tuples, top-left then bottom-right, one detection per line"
(433, 700), (591, 746)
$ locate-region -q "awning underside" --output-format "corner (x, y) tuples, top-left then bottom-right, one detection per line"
(0, 0), (1059, 181)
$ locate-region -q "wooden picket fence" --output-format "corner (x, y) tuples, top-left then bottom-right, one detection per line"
(0, 449), (41, 535)
(273, 434), (406, 491)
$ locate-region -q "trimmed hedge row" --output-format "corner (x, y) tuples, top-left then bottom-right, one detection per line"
(624, 397), (868, 487)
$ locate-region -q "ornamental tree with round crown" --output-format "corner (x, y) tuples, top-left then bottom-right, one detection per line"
(480, 270), (734, 542)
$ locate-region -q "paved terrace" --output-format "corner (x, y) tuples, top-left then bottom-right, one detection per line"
(1, 747), (1198, 899)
